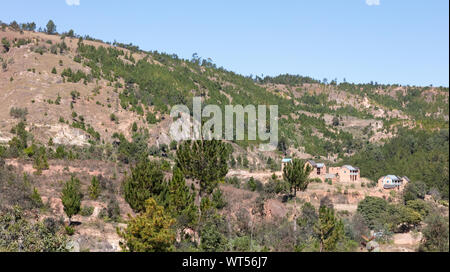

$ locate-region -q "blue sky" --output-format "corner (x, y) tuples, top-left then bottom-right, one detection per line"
(1, 0), (449, 86)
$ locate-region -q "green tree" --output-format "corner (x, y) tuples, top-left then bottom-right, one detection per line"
(385, 204), (422, 232)
(315, 205), (344, 252)
(357, 196), (388, 230)
(88, 176), (101, 200)
(33, 146), (49, 175)
(46, 20), (56, 35)
(419, 213), (449, 252)
(61, 176), (82, 225)
(403, 181), (428, 202)
(200, 212), (229, 252)
(283, 158), (313, 231)
(123, 158), (166, 212)
(283, 159), (313, 197)
(176, 140), (231, 211)
(118, 198), (175, 252)
(166, 167), (198, 228)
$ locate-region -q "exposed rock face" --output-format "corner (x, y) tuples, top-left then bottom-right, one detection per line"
(51, 125), (90, 146)
(31, 124), (90, 146)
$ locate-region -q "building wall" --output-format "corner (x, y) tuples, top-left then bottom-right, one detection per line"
(306, 161), (327, 181)
(328, 167), (360, 183)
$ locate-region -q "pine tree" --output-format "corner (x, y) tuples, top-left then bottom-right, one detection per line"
(118, 198), (175, 252)
(61, 176), (82, 225)
(46, 20), (56, 35)
(176, 140), (231, 224)
(176, 140), (231, 199)
(123, 157), (166, 212)
(166, 167), (198, 227)
(283, 158), (313, 231)
(88, 176), (101, 200)
(315, 205), (344, 252)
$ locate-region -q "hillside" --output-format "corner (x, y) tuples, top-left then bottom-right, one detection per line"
(0, 22), (448, 253)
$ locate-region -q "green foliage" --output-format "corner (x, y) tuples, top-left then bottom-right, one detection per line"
(166, 167), (198, 228)
(88, 176), (101, 200)
(65, 226), (75, 236)
(123, 158), (166, 212)
(0, 207), (67, 252)
(403, 181), (428, 202)
(357, 196), (388, 230)
(33, 146), (49, 175)
(199, 212), (229, 252)
(113, 132), (149, 164)
(2, 37), (10, 52)
(385, 204), (422, 232)
(9, 107), (28, 120)
(246, 177), (263, 192)
(30, 187), (43, 208)
(315, 205), (344, 252)
(46, 20), (56, 35)
(406, 199), (431, 217)
(346, 129), (449, 199)
(61, 176), (82, 224)
(176, 140), (231, 196)
(80, 206), (94, 217)
(211, 188), (227, 209)
(283, 158), (313, 196)
(118, 198), (175, 252)
(419, 213), (449, 252)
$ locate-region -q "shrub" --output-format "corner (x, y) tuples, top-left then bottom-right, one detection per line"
(0, 207), (67, 251)
(65, 226), (75, 236)
(80, 206), (94, 217)
(246, 177), (263, 192)
(9, 107), (28, 120)
(88, 176), (100, 200)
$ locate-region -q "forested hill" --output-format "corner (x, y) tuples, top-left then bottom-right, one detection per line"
(0, 21), (448, 198)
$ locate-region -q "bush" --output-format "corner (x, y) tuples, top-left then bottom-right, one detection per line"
(246, 177), (263, 192)
(65, 226), (75, 236)
(88, 176), (100, 200)
(9, 107), (28, 120)
(356, 196), (388, 230)
(80, 206), (94, 217)
(0, 207), (67, 252)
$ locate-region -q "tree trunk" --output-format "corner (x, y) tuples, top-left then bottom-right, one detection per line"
(293, 188), (297, 232)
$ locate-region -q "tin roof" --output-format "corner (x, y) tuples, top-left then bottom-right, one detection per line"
(343, 165), (358, 171)
(386, 175), (401, 181)
(282, 158), (292, 163)
(316, 163), (325, 168)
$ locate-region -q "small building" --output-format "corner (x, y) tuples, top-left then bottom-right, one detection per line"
(378, 175), (408, 190)
(328, 165), (360, 183)
(306, 160), (327, 180)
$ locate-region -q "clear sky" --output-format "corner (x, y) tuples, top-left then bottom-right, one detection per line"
(1, 0), (449, 86)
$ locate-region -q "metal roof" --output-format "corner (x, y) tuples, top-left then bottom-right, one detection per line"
(386, 175), (401, 181)
(343, 165), (358, 171)
(316, 163), (325, 168)
(307, 160), (317, 167)
(282, 158), (292, 163)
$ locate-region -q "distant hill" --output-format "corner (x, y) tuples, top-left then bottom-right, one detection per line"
(0, 23), (448, 195)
